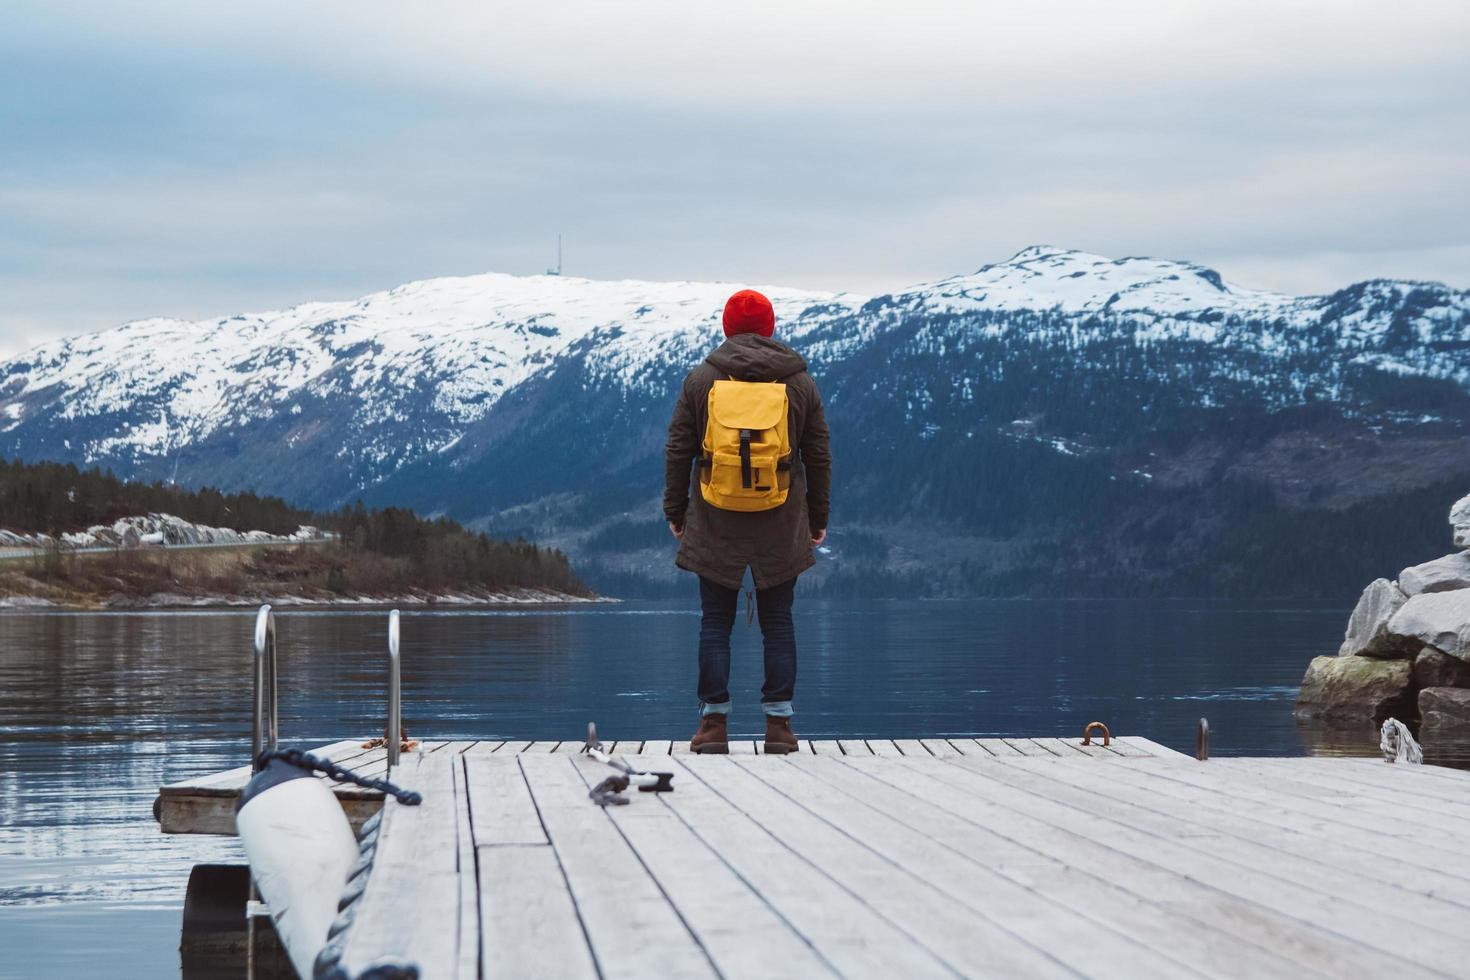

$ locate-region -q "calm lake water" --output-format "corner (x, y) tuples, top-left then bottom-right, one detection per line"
(0, 598), (1448, 978)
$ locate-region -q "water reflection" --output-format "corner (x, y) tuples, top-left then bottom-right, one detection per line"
(2, 599), (1459, 977)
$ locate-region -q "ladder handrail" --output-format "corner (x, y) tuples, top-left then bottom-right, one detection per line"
(387, 608), (402, 769)
(251, 604), (279, 767)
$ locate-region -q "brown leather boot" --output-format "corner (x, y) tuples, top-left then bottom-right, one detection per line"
(763, 715), (798, 755)
(690, 713), (729, 754)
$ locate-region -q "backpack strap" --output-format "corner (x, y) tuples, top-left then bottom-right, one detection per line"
(738, 429), (753, 488)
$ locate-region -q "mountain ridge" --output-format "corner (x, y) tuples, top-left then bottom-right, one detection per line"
(5, 246), (1469, 598)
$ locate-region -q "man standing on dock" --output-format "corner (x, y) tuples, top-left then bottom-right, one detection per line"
(664, 289), (832, 755)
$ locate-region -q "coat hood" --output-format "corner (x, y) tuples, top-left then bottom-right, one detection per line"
(705, 333), (807, 382)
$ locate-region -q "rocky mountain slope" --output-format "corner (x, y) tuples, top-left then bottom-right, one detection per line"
(5, 247), (1469, 597)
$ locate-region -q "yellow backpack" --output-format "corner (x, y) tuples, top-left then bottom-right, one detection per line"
(699, 379), (792, 511)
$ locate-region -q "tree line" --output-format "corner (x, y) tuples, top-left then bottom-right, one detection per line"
(0, 458), (588, 596)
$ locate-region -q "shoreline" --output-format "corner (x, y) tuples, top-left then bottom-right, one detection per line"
(0, 588), (613, 611)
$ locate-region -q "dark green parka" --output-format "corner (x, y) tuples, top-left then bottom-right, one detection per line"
(663, 333), (831, 590)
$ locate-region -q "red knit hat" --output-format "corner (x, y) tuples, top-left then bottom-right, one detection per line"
(722, 289), (775, 338)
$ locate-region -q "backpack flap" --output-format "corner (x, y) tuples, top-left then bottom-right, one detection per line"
(707, 380), (786, 432)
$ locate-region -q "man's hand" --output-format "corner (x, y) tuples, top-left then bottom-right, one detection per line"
(669, 522), (684, 540)
(811, 528), (827, 547)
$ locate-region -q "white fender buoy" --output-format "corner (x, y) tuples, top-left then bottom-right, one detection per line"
(236, 756), (358, 979)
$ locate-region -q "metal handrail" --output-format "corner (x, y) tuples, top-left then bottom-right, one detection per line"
(387, 608), (402, 769)
(251, 604), (279, 768)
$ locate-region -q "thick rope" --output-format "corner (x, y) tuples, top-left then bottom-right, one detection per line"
(1380, 718), (1423, 764)
(256, 748), (424, 805)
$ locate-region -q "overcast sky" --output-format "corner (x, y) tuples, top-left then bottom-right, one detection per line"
(3, 1), (1467, 357)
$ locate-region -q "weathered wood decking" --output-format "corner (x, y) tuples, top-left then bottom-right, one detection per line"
(172, 738), (1470, 979)
(154, 736), (1172, 835)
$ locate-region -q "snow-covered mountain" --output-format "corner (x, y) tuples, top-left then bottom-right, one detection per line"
(1, 272), (859, 485)
(5, 246), (1469, 596)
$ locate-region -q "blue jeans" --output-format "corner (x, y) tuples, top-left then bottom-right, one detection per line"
(697, 575), (796, 717)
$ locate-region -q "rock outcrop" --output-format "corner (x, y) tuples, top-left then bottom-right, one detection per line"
(1399, 551), (1470, 596)
(1338, 579), (1413, 657)
(1419, 687), (1470, 731)
(1453, 493), (1470, 549)
(1300, 492), (1470, 731)
(1412, 646), (1470, 689)
(1296, 656), (1413, 723)
(1387, 591), (1470, 662)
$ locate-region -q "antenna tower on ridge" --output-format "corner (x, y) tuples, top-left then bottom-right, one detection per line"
(547, 234), (562, 276)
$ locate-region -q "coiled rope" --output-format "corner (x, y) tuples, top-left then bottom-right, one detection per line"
(1380, 718), (1423, 764)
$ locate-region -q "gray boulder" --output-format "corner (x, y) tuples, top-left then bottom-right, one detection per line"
(1419, 687), (1470, 731)
(1295, 655), (1413, 723)
(1399, 551), (1470, 596)
(1338, 578), (1412, 658)
(1387, 590), (1470, 662)
(1412, 646), (1470, 689)
(1453, 493), (1470, 549)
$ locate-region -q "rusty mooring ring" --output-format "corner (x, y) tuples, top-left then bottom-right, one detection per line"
(1081, 721), (1111, 746)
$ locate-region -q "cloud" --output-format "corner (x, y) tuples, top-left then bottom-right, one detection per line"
(1, 1), (1467, 356)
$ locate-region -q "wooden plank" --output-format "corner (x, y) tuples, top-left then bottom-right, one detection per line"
(157, 741), (390, 835)
(517, 754), (715, 979)
(1023, 738), (1071, 757)
(641, 740), (673, 756)
(973, 739), (1019, 756)
(866, 740), (905, 758)
(1081, 759), (1470, 904)
(431, 740), (480, 756)
(158, 790), (382, 836)
(1259, 759), (1470, 816)
(1038, 737), (1109, 757)
(892, 739), (930, 757)
(944, 755), (1467, 975)
(918, 739), (962, 757)
(1010, 756), (1470, 921)
(1001, 738), (1056, 758)
(798, 739), (816, 754)
(894, 758), (1418, 980)
(521, 741), (562, 753)
(160, 740), (380, 796)
(944, 739), (988, 756)
(837, 739), (874, 756)
(1206, 760), (1470, 842)
(585, 755), (837, 978)
(1147, 759), (1470, 868)
(667, 758), (957, 978)
(729, 739), (757, 755)
(463, 740), (506, 754)
(1112, 735), (1181, 759)
(746, 756), (1251, 979)
(685, 756), (1074, 977)
(496, 741), (534, 754)
(453, 756), (479, 980)
(808, 739), (843, 755)
(609, 741), (643, 755)
(333, 753), (461, 979)
(1341, 756), (1470, 784)
(479, 844), (598, 980)
(464, 755), (548, 846)
(815, 755), (1376, 979)
(341, 755), (391, 785)
(1025, 737), (1078, 757)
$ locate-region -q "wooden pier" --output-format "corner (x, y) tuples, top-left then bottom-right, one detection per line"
(158, 737), (1470, 978)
